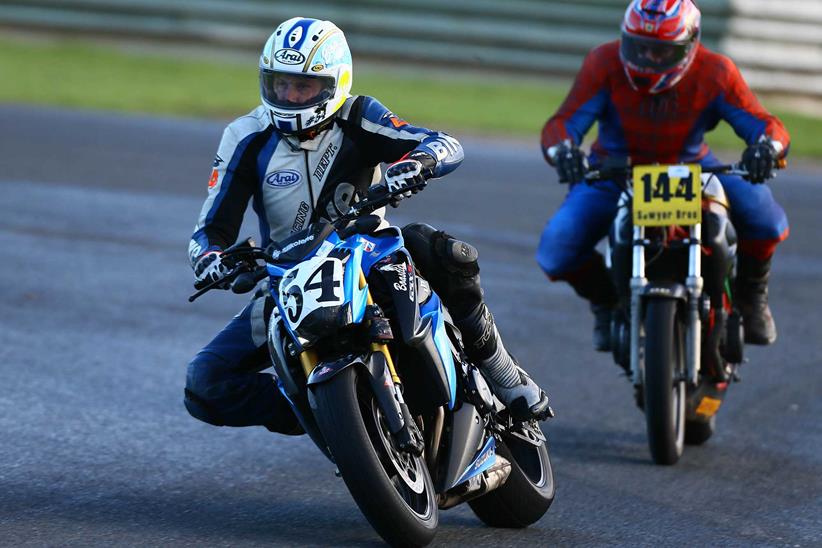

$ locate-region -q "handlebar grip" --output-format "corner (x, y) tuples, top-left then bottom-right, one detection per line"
(231, 272), (257, 294)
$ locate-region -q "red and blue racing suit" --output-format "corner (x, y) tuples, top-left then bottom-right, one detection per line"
(537, 41), (790, 280)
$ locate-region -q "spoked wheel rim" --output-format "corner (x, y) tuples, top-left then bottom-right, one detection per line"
(357, 383), (433, 519)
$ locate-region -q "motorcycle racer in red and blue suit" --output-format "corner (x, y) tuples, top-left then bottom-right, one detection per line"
(538, 0), (789, 351)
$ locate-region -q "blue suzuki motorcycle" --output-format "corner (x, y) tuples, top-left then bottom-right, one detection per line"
(190, 182), (554, 546)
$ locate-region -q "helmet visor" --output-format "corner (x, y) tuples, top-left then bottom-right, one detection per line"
(260, 69), (336, 109)
(620, 32), (695, 73)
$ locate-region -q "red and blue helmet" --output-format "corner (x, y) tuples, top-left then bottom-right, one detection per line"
(620, 0), (701, 94)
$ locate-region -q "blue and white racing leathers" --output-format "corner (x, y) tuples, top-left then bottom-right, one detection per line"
(185, 95), (464, 431)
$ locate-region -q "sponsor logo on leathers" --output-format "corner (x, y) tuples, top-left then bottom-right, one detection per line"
(313, 142), (338, 180)
(270, 234), (315, 260)
(265, 169), (301, 188)
(208, 169), (219, 189)
(292, 201), (310, 232)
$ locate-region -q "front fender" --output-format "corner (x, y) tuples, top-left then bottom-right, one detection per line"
(307, 352), (406, 435)
(307, 352), (370, 385)
(642, 282), (688, 302)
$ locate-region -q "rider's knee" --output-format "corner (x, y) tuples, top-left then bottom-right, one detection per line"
(536, 224), (580, 279)
(401, 223), (438, 266)
(183, 352), (227, 426)
(402, 223), (479, 278)
(536, 249), (576, 280)
(402, 222), (479, 277)
(402, 222), (482, 316)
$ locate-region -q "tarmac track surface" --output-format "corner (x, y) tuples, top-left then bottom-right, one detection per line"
(1, 106), (820, 547)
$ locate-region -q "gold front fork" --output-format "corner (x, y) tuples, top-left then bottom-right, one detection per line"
(299, 349), (318, 378)
(360, 270), (401, 384)
(295, 269), (400, 384)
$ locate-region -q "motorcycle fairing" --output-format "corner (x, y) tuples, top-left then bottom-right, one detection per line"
(266, 221), (462, 468)
(453, 435), (497, 487)
(268, 316), (331, 458)
(355, 226), (405, 276)
(368, 251), (452, 407)
(275, 376), (332, 459)
(268, 228), (401, 349)
(438, 402), (492, 490)
(419, 291), (458, 410)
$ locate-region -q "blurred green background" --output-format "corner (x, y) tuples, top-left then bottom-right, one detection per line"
(2, 0), (821, 158)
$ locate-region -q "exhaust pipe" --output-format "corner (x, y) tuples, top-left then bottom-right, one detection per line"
(436, 456), (512, 509)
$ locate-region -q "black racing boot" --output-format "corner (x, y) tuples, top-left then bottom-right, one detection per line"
(736, 255), (777, 345)
(591, 303), (614, 352)
(456, 303), (553, 421)
(565, 253), (618, 352)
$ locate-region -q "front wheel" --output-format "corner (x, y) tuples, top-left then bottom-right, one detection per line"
(643, 299), (686, 465)
(468, 426), (555, 528)
(311, 366), (438, 547)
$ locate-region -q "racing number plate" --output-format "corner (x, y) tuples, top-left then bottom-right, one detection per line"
(633, 164), (702, 227)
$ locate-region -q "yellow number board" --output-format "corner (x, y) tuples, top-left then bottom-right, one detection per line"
(633, 164), (702, 227)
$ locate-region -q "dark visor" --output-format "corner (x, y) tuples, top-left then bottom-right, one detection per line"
(260, 69), (335, 109)
(620, 32), (695, 72)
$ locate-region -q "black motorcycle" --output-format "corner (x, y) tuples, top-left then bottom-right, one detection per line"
(587, 160), (766, 464)
(190, 181), (554, 545)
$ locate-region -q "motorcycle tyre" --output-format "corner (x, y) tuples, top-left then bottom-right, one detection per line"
(312, 366), (438, 547)
(468, 435), (555, 528)
(643, 299), (686, 465)
(685, 416), (716, 445)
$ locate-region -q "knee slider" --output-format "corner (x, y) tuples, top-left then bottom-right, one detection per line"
(432, 232), (479, 277)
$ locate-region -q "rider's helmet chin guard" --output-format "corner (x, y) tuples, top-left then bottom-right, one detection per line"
(260, 18), (353, 137)
(619, 0), (701, 94)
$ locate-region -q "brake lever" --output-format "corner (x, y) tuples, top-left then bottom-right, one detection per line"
(188, 264), (249, 302)
(189, 279), (222, 302)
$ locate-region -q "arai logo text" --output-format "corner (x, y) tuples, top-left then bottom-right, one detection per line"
(274, 49), (306, 65)
(265, 169), (301, 188)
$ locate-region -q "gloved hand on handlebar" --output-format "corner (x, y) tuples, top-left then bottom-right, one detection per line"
(741, 138), (778, 184)
(384, 151), (437, 207)
(549, 140), (588, 184)
(193, 250), (230, 289)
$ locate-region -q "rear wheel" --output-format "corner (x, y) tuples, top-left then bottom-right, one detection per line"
(311, 366), (438, 547)
(643, 299), (686, 465)
(685, 416), (716, 445)
(468, 425), (555, 528)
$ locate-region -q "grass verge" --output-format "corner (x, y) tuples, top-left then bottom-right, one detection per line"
(2, 36), (820, 158)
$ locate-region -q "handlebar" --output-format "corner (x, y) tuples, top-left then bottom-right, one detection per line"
(343, 180), (427, 220)
(583, 163), (750, 185)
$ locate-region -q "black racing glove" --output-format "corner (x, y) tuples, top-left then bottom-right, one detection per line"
(550, 141), (587, 184)
(384, 151), (437, 207)
(741, 140), (777, 184)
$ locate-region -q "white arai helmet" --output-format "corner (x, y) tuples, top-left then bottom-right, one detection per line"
(259, 18), (353, 136)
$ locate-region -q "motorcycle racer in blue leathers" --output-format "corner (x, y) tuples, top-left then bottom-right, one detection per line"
(185, 17), (552, 434)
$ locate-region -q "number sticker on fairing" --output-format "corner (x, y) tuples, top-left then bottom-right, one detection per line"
(633, 164), (702, 227)
(279, 256), (345, 329)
